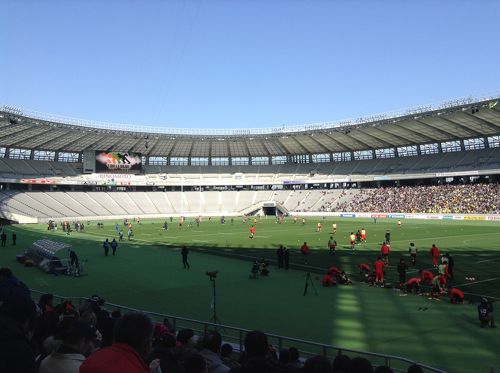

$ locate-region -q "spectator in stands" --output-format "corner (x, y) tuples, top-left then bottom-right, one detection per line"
(199, 330), (230, 373)
(349, 357), (373, 373)
(38, 320), (96, 373)
(374, 366), (394, 373)
(288, 347), (302, 372)
(332, 354), (351, 373)
(229, 330), (279, 373)
(176, 328), (198, 364)
(185, 353), (209, 373)
(148, 331), (183, 373)
(220, 344), (240, 370)
(80, 312), (157, 373)
(0, 295), (37, 373)
(0, 267), (30, 304)
(406, 364), (423, 373)
(301, 355), (331, 373)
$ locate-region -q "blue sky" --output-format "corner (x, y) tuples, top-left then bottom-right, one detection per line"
(1, 0), (500, 129)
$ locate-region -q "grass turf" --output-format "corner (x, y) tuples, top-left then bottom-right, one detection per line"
(1, 217), (499, 372)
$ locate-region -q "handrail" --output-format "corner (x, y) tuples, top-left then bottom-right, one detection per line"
(30, 289), (448, 372)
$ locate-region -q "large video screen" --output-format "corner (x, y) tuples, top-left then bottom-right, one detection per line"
(96, 151), (142, 172)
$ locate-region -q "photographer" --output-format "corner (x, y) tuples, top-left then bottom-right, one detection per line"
(478, 298), (496, 328)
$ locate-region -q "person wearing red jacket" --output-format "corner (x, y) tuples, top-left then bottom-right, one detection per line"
(430, 244), (441, 267)
(374, 257), (385, 285)
(80, 313), (157, 373)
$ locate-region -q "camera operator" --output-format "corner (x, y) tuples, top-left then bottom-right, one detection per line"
(478, 298), (496, 328)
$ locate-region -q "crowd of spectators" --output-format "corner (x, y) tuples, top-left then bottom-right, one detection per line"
(332, 183), (500, 214)
(0, 267), (426, 373)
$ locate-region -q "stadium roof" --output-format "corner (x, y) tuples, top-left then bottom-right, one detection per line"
(1, 95), (500, 158)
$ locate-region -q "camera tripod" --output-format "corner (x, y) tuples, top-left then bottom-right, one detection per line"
(303, 272), (318, 296)
(208, 274), (225, 330)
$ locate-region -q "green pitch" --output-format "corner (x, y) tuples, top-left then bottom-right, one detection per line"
(1, 217), (499, 372)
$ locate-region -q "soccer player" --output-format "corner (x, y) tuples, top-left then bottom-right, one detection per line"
(327, 237), (337, 254)
(449, 288), (464, 304)
(397, 220), (402, 228)
(380, 242), (390, 264)
(384, 230), (391, 244)
(360, 228), (366, 243)
(349, 232), (356, 251)
(332, 223), (337, 234)
(374, 256), (385, 286)
(322, 272), (336, 287)
(294, 215), (298, 224)
(408, 242), (417, 265)
(359, 263), (371, 282)
(405, 277), (421, 293)
(302, 218), (306, 225)
(300, 242), (309, 264)
(316, 222), (322, 232)
(249, 225), (255, 239)
(420, 269), (434, 285)
(430, 244), (441, 267)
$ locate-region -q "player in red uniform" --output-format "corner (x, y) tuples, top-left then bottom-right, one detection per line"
(360, 228), (366, 243)
(300, 242), (309, 264)
(359, 263), (371, 282)
(405, 277), (422, 293)
(374, 257), (385, 285)
(420, 269), (434, 285)
(322, 272), (336, 287)
(450, 288), (464, 304)
(430, 244), (441, 267)
(249, 225), (256, 239)
(380, 242), (390, 264)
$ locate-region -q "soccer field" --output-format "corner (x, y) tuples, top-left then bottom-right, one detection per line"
(1, 217), (499, 372)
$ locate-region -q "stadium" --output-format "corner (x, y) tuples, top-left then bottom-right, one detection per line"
(0, 95), (499, 373)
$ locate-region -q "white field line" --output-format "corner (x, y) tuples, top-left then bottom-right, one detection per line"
(454, 277), (500, 288)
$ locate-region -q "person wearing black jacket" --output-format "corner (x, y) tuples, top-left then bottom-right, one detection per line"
(276, 246), (284, 269)
(0, 295), (37, 373)
(229, 331), (280, 373)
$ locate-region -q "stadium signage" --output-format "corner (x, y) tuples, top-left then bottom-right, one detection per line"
(283, 180), (305, 185)
(463, 215), (486, 221)
(96, 151), (142, 172)
(442, 215), (454, 220)
(340, 213), (355, 218)
(388, 214), (405, 219)
(371, 213), (388, 218)
(486, 215), (500, 221)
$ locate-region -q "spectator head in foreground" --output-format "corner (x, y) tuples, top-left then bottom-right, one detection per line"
(185, 353), (208, 373)
(244, 330), (268, 358)
(114, 312), (154, 359)
(302, 355), (331, 373)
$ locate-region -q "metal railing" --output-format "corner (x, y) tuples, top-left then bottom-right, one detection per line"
(30, 289), (448, 372)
